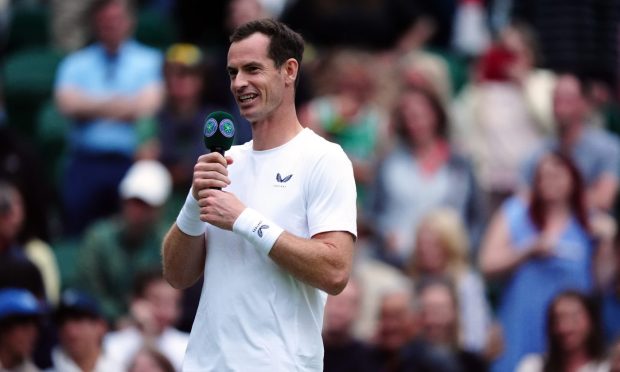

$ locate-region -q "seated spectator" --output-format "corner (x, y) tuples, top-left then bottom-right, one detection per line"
(104, 269), (188, 371)
(350, 231), (412, 342)
(368, 86), (484, 267)
(48, 289), (122, 371)
(323, 278), (374, 372)
(407, 208), (492, 352)
(0, 181), (47, 302)
(523, 73), (620, 212)
(128, 347), (175, 372)
(452, 28), (553, 213)
(300, 49), (389, 205)
(480, 151), (615, 372)
(136, 43), (218, 220)
(610, 336), (620, 372)
(0, 288), (43, 372)
(400, 278), (488, 372)
(75, 160), (172, 324)
(516, 290), (609, 372)
(602, 231), (620, 343)
(0, 124), (51, 242)
(369, 282), (417, 371)
(54, 0), (164, 237)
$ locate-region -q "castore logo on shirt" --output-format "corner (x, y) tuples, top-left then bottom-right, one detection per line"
(274, 173), (293, 188)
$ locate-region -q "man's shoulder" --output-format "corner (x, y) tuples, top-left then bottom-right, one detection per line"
(61, 44), (102, 66)
(124, 39), (163, 59)
(84, 217), (122, 238)
(300, 128), (349, 159)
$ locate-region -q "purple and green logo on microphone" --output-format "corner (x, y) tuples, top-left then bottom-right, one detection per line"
(219, 118), (235, 138)
(203, 111), (236, 155)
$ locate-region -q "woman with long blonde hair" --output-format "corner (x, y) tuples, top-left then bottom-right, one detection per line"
(407, 207), (492, 353)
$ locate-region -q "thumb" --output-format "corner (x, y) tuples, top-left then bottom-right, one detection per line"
(225, 156), (234, 165)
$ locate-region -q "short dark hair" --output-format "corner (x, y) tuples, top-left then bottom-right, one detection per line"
(132, 268), (164, 299)
(89, 0), (135, 19)
(229, 19), (304, 71)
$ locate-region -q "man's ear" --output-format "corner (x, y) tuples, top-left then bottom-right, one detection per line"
(283, 58), (299, 87)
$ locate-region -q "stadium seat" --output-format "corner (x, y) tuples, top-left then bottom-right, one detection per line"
(135, 9), (177, 51)
(2, 47), (64, 136)
(36, 100), (69, 188)
(5, 3), (50, 55)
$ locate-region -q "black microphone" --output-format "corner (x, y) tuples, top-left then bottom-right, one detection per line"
(203, 111), (236, 189)
(203, 111), (236, 155)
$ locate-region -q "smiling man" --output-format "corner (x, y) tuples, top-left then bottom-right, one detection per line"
(162, 19), (357, 371)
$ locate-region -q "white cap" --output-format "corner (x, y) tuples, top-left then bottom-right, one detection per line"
(119, 160), (172, 207)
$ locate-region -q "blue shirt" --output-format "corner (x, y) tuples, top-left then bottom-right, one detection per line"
(492, 196), (594, 372)
(55, 40), (163, 156)
(602, 288), (620, 343)
(522, 126), (620, 186)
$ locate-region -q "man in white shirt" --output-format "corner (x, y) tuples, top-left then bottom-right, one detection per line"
(104, 269), (188, 371)
(48, 289), (122, 372)
(162, 19), (357, 371)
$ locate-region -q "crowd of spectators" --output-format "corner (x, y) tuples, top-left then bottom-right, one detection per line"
(1, 0), (620, 371)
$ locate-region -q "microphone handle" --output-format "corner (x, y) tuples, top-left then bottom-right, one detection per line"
(211, 147), (225, 190)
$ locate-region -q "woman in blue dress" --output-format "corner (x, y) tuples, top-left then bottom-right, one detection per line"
(479, 151), (615, 372)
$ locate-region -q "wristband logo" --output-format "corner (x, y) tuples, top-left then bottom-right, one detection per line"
(257, 224), (269, 238)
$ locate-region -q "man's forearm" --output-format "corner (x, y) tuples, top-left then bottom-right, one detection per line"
(267, 230), (354, 295)
(162, 224), (206, 289)
(55, 84), (163, 122)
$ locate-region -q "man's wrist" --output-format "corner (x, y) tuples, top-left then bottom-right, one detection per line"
(176, 188), (206, 236)
(233, 208), (284, 255)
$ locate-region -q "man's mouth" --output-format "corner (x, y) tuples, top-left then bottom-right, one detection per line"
(239, 93), (258, 103)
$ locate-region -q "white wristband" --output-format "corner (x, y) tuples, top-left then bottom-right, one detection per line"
(175, 189), (206, 236)
(233, 208), (284, 255)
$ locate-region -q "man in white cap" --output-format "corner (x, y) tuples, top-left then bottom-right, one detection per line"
(74, 160), (172, 326)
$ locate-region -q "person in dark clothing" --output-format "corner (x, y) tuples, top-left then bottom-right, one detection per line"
(399, 278), (488, 372)
(323, 279), (375, 372)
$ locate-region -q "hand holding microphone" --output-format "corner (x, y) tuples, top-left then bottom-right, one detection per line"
(194, 112), (246, 231)
(177, 111), (237, 236)
(192, 111), (237, 197)
(195, 111), (283, 250)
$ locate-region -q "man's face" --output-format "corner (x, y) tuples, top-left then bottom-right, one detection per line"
(143, 279), (181, 334)
(58, 317), (106, 361)
(227, 33), (287, 123)
(323, 281), (359, 338)
(94, 1), (132, 51)
(165, 65), (204, 103)
(0, 188), (24, 243)
(553, 75), (588, 129)
(376, 292), (414, 351)
(0, 319), (38, 362)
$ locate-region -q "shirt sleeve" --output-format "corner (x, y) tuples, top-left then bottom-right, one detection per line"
(598, 133), (620, 179)
(54, 55), (81, 90)
(306, 145), (358, 238)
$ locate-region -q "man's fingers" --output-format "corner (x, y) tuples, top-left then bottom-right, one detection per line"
(194, 178), (230, 192)
(197, 152), (228, 167)
(194, 162), (229, 175)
